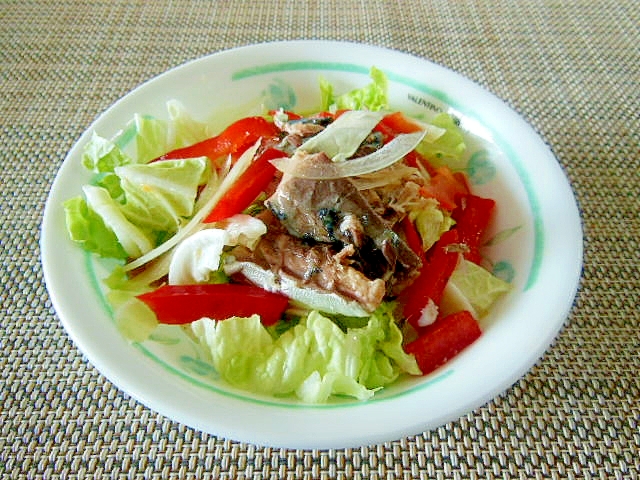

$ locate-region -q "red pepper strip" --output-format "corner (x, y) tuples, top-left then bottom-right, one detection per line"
(453, 171), (471, 193)
(137, 283), (290, 327)
(404, 310), (482, 375)
(373, 111), (423, 144)
(399, 229), (461, 331)
(155, 116), (281, 162)
(380, 111), (424, 134)
(401, 216), (426, 264)
(372, 122), (395, 144)
(419, 165), (470, 211)
(204, 147), (285, 223)
(452, 194), (496, 264)
(405, 150), (438, 177)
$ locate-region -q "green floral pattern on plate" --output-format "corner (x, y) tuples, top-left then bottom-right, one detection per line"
(467, 149), (497, 185)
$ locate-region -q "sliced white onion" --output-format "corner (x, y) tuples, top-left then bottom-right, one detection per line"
(168, 228), (228, 285)
(271, 131), (428, 180)
(298, 110), (386, 162)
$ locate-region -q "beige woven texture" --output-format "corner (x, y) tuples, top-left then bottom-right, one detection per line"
(1, 0), (638, 478)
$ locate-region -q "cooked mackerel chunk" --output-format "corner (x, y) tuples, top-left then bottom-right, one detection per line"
(230, 214), (386, 313)
(265, 166), (422, 295)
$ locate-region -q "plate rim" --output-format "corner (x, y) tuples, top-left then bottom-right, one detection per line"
(40, 40), (584, 449)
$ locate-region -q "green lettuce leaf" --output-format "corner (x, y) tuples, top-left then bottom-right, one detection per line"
(441, 258), (511, 318)
(66, 102), (215, 262)
(103, 266), (163, 342)
(82, 132), (133, 173)
(82, 184), (155, 258)
(166, 100), (213, 149)
(355, 302), (422, 388)
(92, 172), (125, 203)
(113, 296), (159, 343)
(410, 200), (456, 251)
(116, 157), (210, 233)
(319, 76), (334, 112)
(133, 101), (211, 164)
(133, 114), (170, 164)
(321, 66), (389, 112)
(416, 112), (467, 169)
(63, 196), (128, 259)
(190, 304), (420, 403)
(65, 158), (209, 260)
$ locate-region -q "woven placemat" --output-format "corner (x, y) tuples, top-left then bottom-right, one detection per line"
(1, 0), (638, 478)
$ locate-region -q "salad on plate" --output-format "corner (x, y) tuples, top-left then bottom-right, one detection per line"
(64, 68), (510, 403)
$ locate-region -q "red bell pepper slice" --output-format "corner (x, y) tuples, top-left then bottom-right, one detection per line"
(452, 194), (496, 264)
(405, 150), (438, 177)
(404, 310), (482, 375)
(156, 116), (281, 162)
(137, 283), (290, 327)
(453, 171), (471, 193)
(379, 111), (424, 134)
(203, 147), (285, 223)
(374, 111), (423, 144)
(401, 216), (426, 265)
(419, 166), (470, 211)
(399, 229), (461, 330)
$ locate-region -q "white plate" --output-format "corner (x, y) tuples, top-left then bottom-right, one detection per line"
(41, 41), (583, 449)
